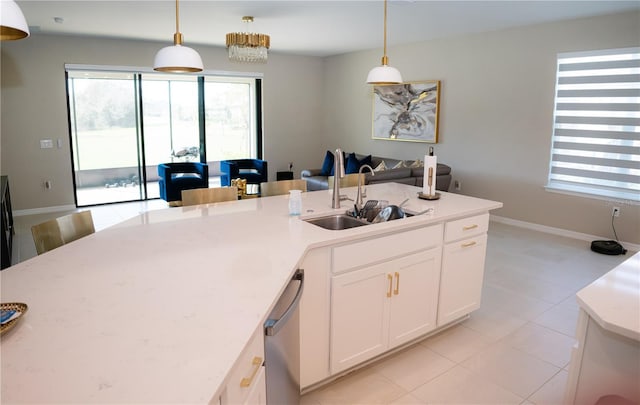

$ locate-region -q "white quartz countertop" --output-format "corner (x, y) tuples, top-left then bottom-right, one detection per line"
(0, 183), (502, 403)
(576, 251), (640, 341)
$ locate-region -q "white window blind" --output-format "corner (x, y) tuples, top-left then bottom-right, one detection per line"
(547, 47), (640, 202)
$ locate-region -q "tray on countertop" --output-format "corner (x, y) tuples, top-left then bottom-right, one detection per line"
(1, 302), (28, 336)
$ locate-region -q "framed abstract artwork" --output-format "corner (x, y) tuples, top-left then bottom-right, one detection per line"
(372, 80), (440, 143)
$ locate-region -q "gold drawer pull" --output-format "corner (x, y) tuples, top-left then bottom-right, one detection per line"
(394, 272), (400, 295)
(387, 274), (393, 298)
(463, 224), (479, 231)
(240, 356), (263, 387)
(461, 241), (477, 248)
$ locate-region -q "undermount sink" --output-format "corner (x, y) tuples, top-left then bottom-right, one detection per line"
(304, 214), (370, 231)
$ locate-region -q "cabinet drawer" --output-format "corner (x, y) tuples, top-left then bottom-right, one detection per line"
(444, 213), (489, 242)
(333, 224), (443, 274)
(222, 326), (265, 404)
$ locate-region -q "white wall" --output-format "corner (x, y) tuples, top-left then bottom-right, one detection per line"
(1, 34), (324, 211)
(2, 11), (638, 245)
(321, 11), (640, 245)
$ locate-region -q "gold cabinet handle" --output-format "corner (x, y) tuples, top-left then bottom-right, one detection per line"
(240, 356), (263, 387)
(394, 272), (400, 295)
(461, 241), (477, 248)
(387, 274), (393, 298)
(463, 224), (479, 231)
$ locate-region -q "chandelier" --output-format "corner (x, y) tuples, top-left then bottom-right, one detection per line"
(226, 16), (270, 63)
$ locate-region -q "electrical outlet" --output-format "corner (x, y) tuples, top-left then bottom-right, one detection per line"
(612, 207), (620, 217)
(454, 180), (461, 191)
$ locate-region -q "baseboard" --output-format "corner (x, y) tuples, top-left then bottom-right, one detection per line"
(13, 204), (77, 217)
(490, 214), (640, 253)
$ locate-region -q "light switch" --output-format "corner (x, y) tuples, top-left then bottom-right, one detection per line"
(40, 139), (54, 149)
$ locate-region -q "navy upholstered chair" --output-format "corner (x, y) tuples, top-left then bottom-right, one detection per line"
(220, 159), (268, 187)
(158, 162), (208, 203)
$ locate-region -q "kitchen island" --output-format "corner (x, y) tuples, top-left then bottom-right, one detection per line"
(1, 183), (501, 403)
(564, 251), (640, 405)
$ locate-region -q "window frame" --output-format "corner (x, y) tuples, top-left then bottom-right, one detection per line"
(65, 64), (264, 207)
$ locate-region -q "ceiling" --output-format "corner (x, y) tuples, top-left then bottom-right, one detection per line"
(17, 0), (640, 57)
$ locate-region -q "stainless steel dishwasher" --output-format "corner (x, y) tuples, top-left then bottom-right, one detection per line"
(264, 269), (304, 405)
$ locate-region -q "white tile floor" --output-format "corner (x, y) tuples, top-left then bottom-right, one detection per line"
(8, 202), (635, 404)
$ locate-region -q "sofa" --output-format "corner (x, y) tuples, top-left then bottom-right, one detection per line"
(301, 152), (452, 192)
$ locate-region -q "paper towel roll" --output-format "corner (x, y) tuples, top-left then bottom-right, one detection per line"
(423, 155), (437, 196)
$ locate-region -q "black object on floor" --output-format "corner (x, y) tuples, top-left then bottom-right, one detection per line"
(590, 240), (627, 255)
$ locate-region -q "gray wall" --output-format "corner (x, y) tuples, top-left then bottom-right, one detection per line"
(322, 11), (640, 245)
(1, 34), (324, 210)
(2, 11), (639, 245)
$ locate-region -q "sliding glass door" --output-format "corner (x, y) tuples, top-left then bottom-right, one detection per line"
(141, 74), (200, 199)
(66, 67), (262, 207)
(204, 77), (258, 161)
(67, 71), (144, 206)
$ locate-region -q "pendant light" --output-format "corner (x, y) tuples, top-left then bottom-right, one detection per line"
(0, 0), (30, 41)
(153, 0), (203, 73)
(366, 0), (402, 84)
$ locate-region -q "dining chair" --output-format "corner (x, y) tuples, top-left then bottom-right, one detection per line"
(327, 173), (364, 189)
(181, 186), (238, 206)
(260, 179), (307, 197)
(31, 210), (95, 255)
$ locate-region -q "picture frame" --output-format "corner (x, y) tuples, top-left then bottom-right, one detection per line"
(372, 80), (440, 143)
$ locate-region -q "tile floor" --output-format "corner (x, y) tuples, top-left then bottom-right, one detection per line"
(8, 202), (635, 404)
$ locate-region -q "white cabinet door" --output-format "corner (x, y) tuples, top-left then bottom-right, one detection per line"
(243, 366), (266, 405)
(221, 327), (265, 405)
(299, 248), (331, 389)
(330, 249), (441, 374)
(438, 234), (488, 326)
(330, 264), (390, 373)
(388, 247), (441, 347)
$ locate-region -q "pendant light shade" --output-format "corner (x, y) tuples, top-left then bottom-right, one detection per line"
(153, 0), (203, 73)
(1, 0), (30, 41)
(366, 62), (403, 84)
(367, 0), (402, 84)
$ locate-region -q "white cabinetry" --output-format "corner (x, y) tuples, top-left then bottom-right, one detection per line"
(438, 214), (489, 326)
(300, 211), (495, 389)
(220, 327), (266, 405)
(565, 310), (640, 405)
(329, 225), (443, 374)
(299, 247), (332, 388)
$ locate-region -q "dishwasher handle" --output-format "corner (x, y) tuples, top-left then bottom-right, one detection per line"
(264, 269), (304, 337)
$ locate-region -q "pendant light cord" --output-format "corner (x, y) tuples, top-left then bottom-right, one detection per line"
(382, 0), (389, 63)
(383, 0), (388, 58)
(172, 0), (184, 45)
(175, 0), (180, 34)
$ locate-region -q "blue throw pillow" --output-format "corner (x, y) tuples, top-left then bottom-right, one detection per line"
(345, 153), (359, 174)
(345, 153), (373, 174)
(320, 150), (334, 176)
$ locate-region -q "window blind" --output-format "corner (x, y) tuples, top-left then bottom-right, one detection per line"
(547, 47), (640, 202)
